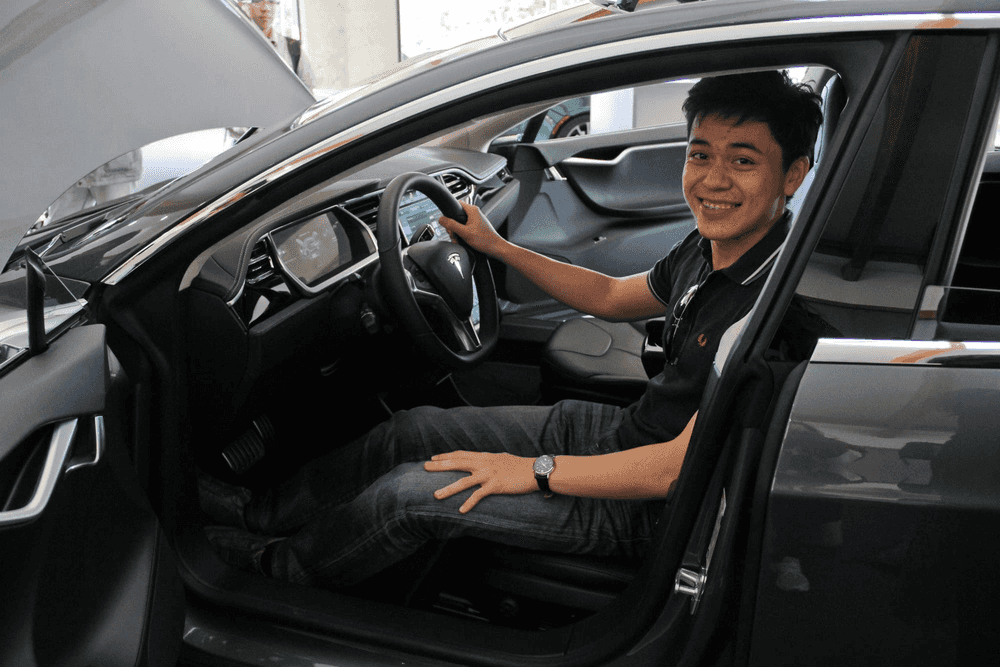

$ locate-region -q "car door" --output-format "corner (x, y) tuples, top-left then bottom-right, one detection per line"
(727, 30), (1000, 666)
(0, 262), (183, 666)
(489, 81), (698, 328)
(489, 72), (829, 335)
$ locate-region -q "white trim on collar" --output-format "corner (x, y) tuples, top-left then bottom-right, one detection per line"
(740, 241), (786, 286)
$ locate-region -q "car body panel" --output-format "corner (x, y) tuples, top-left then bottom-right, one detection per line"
(751, 344), (1000, 666)
(0, 0), (314, 268)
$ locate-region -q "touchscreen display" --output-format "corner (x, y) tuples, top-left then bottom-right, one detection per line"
(398, 190), (480, 329)
(272, 214), (352, 287)
(398, 189), (452, 243)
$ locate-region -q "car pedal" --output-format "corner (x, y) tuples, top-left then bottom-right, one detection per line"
(221, 415), (274, 475)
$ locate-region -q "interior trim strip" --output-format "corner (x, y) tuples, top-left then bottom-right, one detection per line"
(811, 338), (1000, 365)
(562, 141), (686, 167)
(0, 419), (78, 526)
(67, 415), (104, 473)
(104, 12), (1000, 286)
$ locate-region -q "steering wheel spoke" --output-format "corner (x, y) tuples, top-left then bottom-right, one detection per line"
(406, 270), (482, 353)
(377, 172), (498, 369)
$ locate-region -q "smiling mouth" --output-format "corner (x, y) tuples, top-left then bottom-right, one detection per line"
(701, 199), (741, 210)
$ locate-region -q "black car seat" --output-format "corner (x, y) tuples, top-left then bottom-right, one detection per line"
(541, 317), (664, 405)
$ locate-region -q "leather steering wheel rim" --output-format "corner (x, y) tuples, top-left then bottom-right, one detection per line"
(376, 172), (499, 370)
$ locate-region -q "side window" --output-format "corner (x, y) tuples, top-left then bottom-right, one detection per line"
(788, 34), (993, 344)
(919, 162), (1000, 342)
(515, 80), (694, 143)
(587, 79), (692, 135)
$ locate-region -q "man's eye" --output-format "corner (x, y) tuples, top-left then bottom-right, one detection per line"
(688, 152), (708, 160)
(734, 157), (755, 166)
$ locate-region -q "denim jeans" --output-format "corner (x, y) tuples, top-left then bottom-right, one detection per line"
(245, 400), (665, 588)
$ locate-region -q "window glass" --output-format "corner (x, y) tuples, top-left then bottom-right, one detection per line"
(789, 35), (990, 344)
(515, 67), (814, 143)
(31, 128), (244, 231)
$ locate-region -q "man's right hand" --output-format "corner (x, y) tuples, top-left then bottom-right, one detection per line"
(438, 202), (507, 259)
(439, 201), (665, 322)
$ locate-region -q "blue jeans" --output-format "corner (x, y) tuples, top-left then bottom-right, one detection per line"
(245, 400), (665, 588)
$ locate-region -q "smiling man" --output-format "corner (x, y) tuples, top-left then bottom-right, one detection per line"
(202, 70), (824, 589)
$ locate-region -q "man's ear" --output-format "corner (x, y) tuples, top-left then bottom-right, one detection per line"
(783, 156), (811, 197)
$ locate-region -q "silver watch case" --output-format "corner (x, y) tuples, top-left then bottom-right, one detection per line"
(533, 454), (555, 477)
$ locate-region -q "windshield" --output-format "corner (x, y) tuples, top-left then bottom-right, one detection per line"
(29, 128), (246, 232)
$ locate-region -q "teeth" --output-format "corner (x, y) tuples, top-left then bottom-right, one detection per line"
(703, 200), (738, 210)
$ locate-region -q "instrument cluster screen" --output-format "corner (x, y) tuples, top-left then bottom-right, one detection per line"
(271, 214), (353, 288)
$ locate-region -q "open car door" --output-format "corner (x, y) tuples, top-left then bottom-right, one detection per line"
(491, 83), (697, 328)
(0, 255), (183, 666)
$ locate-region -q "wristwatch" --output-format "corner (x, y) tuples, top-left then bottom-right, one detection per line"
(533, 455), (556, 494)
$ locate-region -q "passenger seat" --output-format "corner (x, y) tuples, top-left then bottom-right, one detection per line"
(540, 317), (662, 406)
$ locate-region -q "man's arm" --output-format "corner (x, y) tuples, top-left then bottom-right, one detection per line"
(438, 203), (665, 322)
(425, 414), (696, 513)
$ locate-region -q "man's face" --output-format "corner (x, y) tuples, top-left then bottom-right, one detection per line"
(683, 113), (808, 267)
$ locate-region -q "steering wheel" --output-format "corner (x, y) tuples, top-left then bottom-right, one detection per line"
(376, 172), (499, 370)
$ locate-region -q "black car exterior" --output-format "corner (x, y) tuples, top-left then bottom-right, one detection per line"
(2, 2), (1000, 666)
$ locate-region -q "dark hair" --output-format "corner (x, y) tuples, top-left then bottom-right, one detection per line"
(682, 70), (824, 173)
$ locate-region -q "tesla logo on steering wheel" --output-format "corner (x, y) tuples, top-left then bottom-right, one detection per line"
(447, 252), (464, 278)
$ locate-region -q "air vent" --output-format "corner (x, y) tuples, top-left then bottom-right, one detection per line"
(246, 239), (276, 285)
(440, 173), (472, 200)
(342, 193), (381, 231)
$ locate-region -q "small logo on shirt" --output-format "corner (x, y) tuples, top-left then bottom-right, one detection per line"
(698, 334), (708, 347)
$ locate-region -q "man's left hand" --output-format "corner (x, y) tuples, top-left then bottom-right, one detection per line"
(425, 451), (537, 513)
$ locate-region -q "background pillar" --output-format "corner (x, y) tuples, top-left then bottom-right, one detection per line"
(300, 0), (400, 94)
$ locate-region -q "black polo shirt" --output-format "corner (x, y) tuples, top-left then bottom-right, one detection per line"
(614, 214), (789, 450)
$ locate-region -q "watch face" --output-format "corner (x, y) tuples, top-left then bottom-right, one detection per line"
(533, 455), (555, 476)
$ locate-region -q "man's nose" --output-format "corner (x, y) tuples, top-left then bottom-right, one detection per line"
(703, 160), (730, 188)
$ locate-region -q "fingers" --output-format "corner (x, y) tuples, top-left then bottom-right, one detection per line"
(433, 473), (480, 500)
(460, 486), (490, 514)
(429, 450), (479, 463)
(438, 203), (482, 230)
(437, 204), (502, 256)
(425, 451), (534, 513)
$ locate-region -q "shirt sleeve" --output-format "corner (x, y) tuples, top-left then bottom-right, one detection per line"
(647, 232), (693, 307)
(646, 256), (672, 307)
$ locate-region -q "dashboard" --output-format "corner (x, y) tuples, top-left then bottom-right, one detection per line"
(183, 148), (516, 439)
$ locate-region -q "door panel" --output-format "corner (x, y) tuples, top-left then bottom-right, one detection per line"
(751, 347), (1000, 666)
(501, 124), (696, 318)
(0, 325), (183, 666)
(558, 142), (688, 215)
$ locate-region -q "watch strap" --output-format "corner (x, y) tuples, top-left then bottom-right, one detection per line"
(534, 471), (551, 493)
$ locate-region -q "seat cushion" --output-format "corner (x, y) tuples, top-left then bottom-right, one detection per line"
(541, 318), (649, 402)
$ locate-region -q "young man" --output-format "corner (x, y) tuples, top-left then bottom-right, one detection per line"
(203, 70), (823, 588)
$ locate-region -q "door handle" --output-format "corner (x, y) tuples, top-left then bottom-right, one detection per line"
(561, 141), (686, 167)
(0, 419), (78, 527)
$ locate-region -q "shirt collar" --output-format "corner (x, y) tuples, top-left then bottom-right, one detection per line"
(696, 211), (791, 286)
